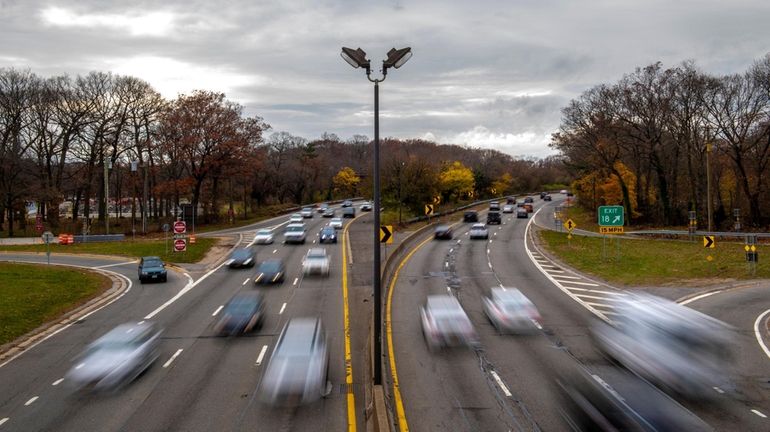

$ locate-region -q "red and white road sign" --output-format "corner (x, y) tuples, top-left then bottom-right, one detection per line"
(36, 213), (43, 232)
(173, 220), (187, 234)
(174, 238), (187, 252)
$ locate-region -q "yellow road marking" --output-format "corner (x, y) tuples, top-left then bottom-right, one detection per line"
(341, 218), (357, 432)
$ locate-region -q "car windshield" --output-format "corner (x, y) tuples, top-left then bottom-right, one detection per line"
(143, 259), (162, 268)
(287, 226), (304, 232)
(321, 228), (334, 235)
(225, 298), (258, 314)
(472, 224), (485, 230)
(307, 249), (326, 259)
(259, 260), (282, 272)
(231, 249), (251, 259)
(257, 229), (271, 235)
(332, 218), (341, 223)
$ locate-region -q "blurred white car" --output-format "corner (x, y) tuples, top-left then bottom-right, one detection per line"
(66, 322), (162, 391)
(420, 295), (479, 351)
(253, 228), (274, 244)
(592, 292), (732, 398)
(284, 223), (306, 244)
(329, 217), (343, 229)
(502, 204), (514, 213)
(302, 248), (330, 276)
(360, 201), (373, 211)
(259, 318), (330, 406)
(469, 223), (488, 240)
(289, 213), (303, 223)
(482, 287), (541, 334)
(301, 207), (314, 218)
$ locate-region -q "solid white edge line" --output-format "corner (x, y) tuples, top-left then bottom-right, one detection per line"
(52, 378), (64, 386)
(0, 261), (133, 369)
(753, 309), (770, 360)
(24, 396), (38, 406)
(212, 305), (224, 316)
(293, 277), (298, 286)
(163, 349), (183, 368)
(279, 303), (287, 314)
(751, 409), (767, 418)
(489, 371), (512, 397)
(94, 260), (138, 269)
(255, 345), (268, 366)
(679, 290), (721, 306)
(0, 418), (8, 426)
(144, 262), (226, 320)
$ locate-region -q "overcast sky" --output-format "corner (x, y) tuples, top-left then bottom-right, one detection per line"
(2, 0), (769, 157)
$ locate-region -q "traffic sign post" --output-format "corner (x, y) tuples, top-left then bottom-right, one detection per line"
(598, 205), (624, 262)
(163, 223), (170, 254)
(36, 213), (43, 233)
(42, 231), (54, 265)
(424, 204), (434, 216)
(174, 238), (187, 252)
(173, 220), (187, 234)
(745, 235), (758, 275)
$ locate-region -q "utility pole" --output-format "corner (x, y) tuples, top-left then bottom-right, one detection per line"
(706, 139), (713, 232)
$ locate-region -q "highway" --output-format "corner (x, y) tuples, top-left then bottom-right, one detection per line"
(385, 195), (770, 431)
(0, 204), (363, 431)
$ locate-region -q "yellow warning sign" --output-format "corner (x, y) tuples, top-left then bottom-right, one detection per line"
(563, 219), (576, 232)
(599, 226), (624, 234)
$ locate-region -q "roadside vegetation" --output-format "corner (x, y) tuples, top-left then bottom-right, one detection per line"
(539, 229), (770, 286)
(0, 262), (110, 346)
(0, 237), (215, 263)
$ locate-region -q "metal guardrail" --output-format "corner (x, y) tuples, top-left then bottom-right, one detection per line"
(73, 234), (125, 243)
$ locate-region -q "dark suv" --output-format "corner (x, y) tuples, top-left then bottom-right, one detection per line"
(138, 256), (167, 283)
(487, 211), (502, 225)
(463, 211), (479, 222)
(342, 207), (355, 218)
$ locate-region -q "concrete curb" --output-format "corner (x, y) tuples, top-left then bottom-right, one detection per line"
(0, 262), (131, 366)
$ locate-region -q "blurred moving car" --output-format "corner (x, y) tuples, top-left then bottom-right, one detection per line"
(138, 256), (167, 283)
(469, 223), (488, 240)
(253, 228), (274, 244)
(506, 196), (517, 204)
(259, 317), (330, 406)
(560, 189), (568, 194)
(482, 287), (541, 333)
(342, 207), (355, 218)
(540, 191), (547, 199)
(341, 200), (353, 207)
(254, 259), (286, 284)
(487, 210), (502, 225)
(516, 207), (529, 218)
(434, 224), (453, 239)
(302, 248), (330, 276)
(214, 292), (266, 336)
(420, 295), (479, 351)
(489, 201), (500, 211)
(544, 194), (552, 201)
(319, 226), (337, 244)
(329, 217), (343, 229)
(289, 213), (303, 223)
(592, 292), (732, 398)
(524, 203), (534, 213)
(301, 207), (314, 218)
(502, 204), (514, 213)
(524, 196), (534, 203)
(322, 208), (336, 218)
(227, 248), (255, 268)
(317, 203), (329, 213)
(66, 322), (162, 391)
(284, 223), (306, 244)
(463, 210), (479, 222)
(556, 367), (712, 432)
(360, 201), (373, 211)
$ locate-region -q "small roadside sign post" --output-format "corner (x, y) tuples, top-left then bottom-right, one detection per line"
(425, 204), (434, 225)
(174, 238), (187, 253)
(36, 213), (43, 233)
(380, 225), (393, 244)
(563, 219), (576, 243)
(162, 223), (170, 254)
(703, 235), (715, 261)
(42, 231), (54, 265)
(745, 235), (758, 275)
(598, 205), (624, 261)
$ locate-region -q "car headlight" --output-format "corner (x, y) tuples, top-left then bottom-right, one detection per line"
(243, 258), (252, 265)
(141, 271), (148, 275)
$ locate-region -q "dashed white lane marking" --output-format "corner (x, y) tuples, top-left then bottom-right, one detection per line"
(559, 280), (600, 287)
(242, 278), (250, 285)
(255, 345), (269, 366)
(144, 262), (226, 320)
(163, 349), (183, 368)
(713, 386), (724, 394)
(488, 262), (493, 269)
(212, 305), (224, 316)
(490, 371), (512, 397)
(52, 378), (64, 386)
(138, 320), (145, 325)
(751, 409), (767, 418)
(293, 277), (298, 286)
(0, 418), (8, 426)
(24, 397), (38, 406)
(279, 303), (287, 314)
(312, 240), (316, 244)
(753, 309), (770, 360)
(272, 249), (277, 254)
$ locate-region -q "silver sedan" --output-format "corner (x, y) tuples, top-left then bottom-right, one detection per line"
(482, 287), (541, 334)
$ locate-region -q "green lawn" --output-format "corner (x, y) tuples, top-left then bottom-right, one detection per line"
(539, 230), (769, 286)
(0, 237), (216, 264)
(0, 262), (110, 345)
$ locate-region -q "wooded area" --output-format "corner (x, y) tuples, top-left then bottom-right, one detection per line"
(553, 54), (770, 229)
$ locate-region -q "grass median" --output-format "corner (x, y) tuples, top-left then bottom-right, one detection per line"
(539, 229), (770, 286)
(0, 262), (111, 346)
(0, 237), (216, 264)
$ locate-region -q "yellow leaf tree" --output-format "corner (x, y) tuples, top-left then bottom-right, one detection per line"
(491, 173), (513, 196)
(333, 167), (361, 197)
(439, 161), (475, 202)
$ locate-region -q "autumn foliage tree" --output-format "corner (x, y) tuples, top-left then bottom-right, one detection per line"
(439, 161), (475, 202)
(332, 166), (360, 198)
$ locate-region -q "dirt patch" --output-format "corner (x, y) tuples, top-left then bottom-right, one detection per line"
(195, 236), (237, 268)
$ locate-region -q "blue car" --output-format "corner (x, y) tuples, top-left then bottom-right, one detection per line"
(215, 292), (266, 336)
(319, 226), (337, 244)
(138, 256), (167, 283)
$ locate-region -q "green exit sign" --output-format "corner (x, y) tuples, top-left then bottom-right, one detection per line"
(598, 205), (624, 226)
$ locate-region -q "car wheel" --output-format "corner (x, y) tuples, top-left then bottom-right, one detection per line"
(162, 275), (168, 282)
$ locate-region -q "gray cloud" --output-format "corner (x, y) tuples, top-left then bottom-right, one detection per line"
(2, 0), (769, 157)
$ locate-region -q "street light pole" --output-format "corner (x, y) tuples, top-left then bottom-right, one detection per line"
(341, 46), (412, 386)
(706, 131), (713, 232)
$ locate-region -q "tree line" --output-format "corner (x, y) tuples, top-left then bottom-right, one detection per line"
(0, 67), (569, 236)
(552, 54), (770, 229)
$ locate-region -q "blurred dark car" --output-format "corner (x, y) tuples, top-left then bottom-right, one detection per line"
(434, 224), (453, 239)
(342, 207), (355, 218)
(319, 226), (337, 244)
(544, 194), (552, 201)
(228, 248), (255, 268)
(463, 211), (479, 222)
(341, 200), (353, 207)
(524, 203), (534, 213)
(138, 256), (167, 283)
(215, 292), (266, 336)
(524, 196), (534, 203)
(489, 201), (500, 211)
(66, 321), (162, 391)
(420, 295), (479, 351)
(487, 211), (502, 225)
(322, 208), (336, 218)
(317, 203), (329, 213)
(506, 196), (517, 204)
(254, 259), (286, 284)
(516, 207), (529, 218)
(539, 191), (547, 199)
(259, 317), (330, 406)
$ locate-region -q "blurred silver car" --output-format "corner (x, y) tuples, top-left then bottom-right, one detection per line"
(302, 247), (330, 276)
(482, 287), (541, 334)
(253, 228), (274, 244)
(469, 223), (488, 240)
(259, 317), (330, 406)
(592, 293), (732, 398)
(289, 213), (303, 223)
(66, 322), (162, 391)
(420, 295), (479, 351)
(329, 217), (343, 229)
